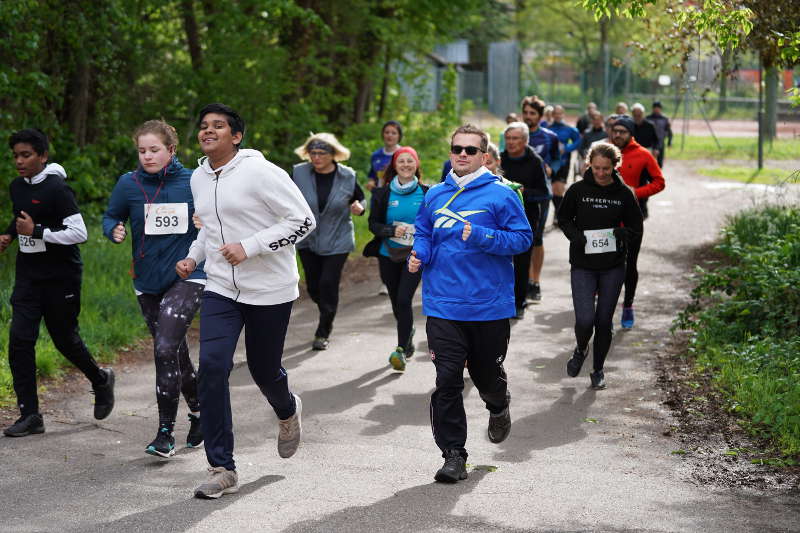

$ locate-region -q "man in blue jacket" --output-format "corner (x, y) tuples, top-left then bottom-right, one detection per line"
(408, 124), (532, 483)
(546, 105), (581, 215)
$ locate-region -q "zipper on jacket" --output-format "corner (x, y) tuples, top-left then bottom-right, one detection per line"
(214, 175), (240, 300)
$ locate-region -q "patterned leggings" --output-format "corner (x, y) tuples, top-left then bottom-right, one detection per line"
(137, 280), (203, 424)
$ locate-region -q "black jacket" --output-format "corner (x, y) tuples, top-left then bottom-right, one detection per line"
(363, 181), (429, 257)
(633, 119), (659, 149)
(500, 145), (549, 201)
(557, 169), (643, 270)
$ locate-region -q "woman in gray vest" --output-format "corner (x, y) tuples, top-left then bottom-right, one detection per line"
(292, 133), (365, 350)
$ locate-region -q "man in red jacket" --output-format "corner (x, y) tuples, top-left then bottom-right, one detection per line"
(609, 116), (665, 329)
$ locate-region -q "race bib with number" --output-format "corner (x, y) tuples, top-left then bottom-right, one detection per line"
(18, 235), (47, 254)
(389, 222), (415, 246)
(144, 203), (189, 235)
(584, 228), (616, 254)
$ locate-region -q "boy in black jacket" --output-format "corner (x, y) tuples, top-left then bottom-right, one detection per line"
(1, 129), (114, 437)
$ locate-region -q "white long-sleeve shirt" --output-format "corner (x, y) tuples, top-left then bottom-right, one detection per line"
(187, 149), (316, 305)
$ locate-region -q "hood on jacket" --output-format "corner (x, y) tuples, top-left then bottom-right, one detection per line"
(136, 156), (186, 181)
(197, 148), (265, 177)
(443, 167), (499, 190)
(26, 162), (67, 185)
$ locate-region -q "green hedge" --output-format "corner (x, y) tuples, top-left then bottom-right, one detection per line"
(675, 205), (800, 454)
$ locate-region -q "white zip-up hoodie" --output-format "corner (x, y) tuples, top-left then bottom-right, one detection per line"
(187, 149), (316, 305)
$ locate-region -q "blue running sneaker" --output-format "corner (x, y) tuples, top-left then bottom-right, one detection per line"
(621, 307), (635, 329)
(146, 426), (175, 458)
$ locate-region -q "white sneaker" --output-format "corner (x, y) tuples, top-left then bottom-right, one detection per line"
(278, 394), (302, 458)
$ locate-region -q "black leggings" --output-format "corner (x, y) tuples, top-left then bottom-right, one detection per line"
(623, 232), (643, 308)
(137, 280), (202, 424)
(9, 277), (105, 416)
(378, 255), (421, 349)
(570, 265), (625, 372)
(298, 250), (349, 339)
(513, 200), (540, 308)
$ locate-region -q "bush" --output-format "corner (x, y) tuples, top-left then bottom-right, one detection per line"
(675, 205), (800, 454)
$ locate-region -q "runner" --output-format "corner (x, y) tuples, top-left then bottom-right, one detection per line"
(408, 124), (532, 483)
(520, 95), (558, 303)
(500, 122), (546, 319)
(557, 142), (643, 390)
(608, 116), (666, 329)
(176, 103), (314, 499)
(577, 111), (608, 174)
(498, 112), (520, 152)
(545, 105), (581, 216)
(363, 147), (427, 371)
(614, 102), (629, 115)
(1, 129), (115, 437)
(576, 102), (598, 134)
(366, 121), (402, 190)
(102, 119), (204, 457)
(541, 105), (554, 127)
(631, 103), (659, 153)
(292, 133), (365, 351)
(646, 101), (673, 167)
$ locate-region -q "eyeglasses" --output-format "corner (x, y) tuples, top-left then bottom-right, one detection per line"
(611, 128), (629, 135)
(450, 145), (484, 156)
(308, 151), (331, 157)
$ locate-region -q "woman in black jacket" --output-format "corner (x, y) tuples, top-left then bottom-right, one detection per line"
(363, 147), (428, 371)
(557, 142), (643, 389)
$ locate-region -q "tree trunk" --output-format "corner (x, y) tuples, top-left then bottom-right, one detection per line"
(597, 17), (609, 108)
(181, 0), (203, 71)
(353, 77), (373, 124)
(764, 63), (779, 140)
(378, 45), (392, 120)
(65, 57), (91, 147)
(717, 46), (731, 116)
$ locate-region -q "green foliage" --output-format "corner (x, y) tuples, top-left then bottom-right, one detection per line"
(669, 135), (798, 161)
(697, 166), (797, 185)
(675, 206), (800, 454)
(0, 217), (147, 406)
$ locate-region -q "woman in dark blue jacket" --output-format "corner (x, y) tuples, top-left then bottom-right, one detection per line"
(364, 147), (428, 371)
(102, 120), (205, 458)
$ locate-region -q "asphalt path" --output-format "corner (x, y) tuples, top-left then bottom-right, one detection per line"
(2, 161), (799, 532)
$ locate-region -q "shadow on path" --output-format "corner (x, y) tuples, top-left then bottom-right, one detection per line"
(83, 475), (284, 532)
(279, 470), (533, 533)
(495, 387), (597, 462)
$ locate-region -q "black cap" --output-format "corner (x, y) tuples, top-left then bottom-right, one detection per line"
(653, 101), (663, 109)
(614, 116), (635, 134)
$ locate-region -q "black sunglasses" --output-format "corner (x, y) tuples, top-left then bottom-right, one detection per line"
(450, 145), (484, 156)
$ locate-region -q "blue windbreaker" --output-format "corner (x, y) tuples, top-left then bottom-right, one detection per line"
(528, 126), (561, 171)
(102, 157), (205, 294)
(546, 121), (581, 170)
(412, 170), (533, 321)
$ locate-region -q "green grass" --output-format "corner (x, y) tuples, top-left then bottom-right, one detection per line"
(669, 135), (798, 161)
(697, 166), (799, 185)
(0, 216), (147, 406)
(675, 206), (800, 455)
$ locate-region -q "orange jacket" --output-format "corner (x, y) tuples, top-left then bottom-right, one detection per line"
(619, 139), (665, 199)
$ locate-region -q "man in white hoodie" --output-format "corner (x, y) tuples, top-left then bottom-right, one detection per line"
(176, 104), (316, 499)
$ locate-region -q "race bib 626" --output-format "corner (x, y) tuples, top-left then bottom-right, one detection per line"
(18, 235), (46, 253)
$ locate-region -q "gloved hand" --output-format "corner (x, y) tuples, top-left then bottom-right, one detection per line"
(613, 227), (626, 248)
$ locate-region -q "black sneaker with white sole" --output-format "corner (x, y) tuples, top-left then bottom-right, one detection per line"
(92, 368), (115, 420)
(3, 413), (45, 437)
(590, 370), (606, 390)
(488, 407), (511, 443)
(146, 426), (176, 458)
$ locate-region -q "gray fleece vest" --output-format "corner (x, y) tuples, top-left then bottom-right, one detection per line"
(292, 162), (356, 255)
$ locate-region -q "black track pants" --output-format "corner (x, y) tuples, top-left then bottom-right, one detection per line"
(9, 277), (105, 416)
(427, 316), (510, 459)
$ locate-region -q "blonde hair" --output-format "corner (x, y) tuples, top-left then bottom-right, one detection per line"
(294, 132), (351, 162)
(133, 120), (179, 149)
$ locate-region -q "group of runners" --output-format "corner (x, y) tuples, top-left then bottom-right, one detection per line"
(1, 95), (666, 494)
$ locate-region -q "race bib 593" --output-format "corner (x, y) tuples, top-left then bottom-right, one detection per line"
(144, 203), (189, 235)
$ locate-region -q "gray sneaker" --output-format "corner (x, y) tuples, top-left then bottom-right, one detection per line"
(278, 394), (302, 458)
(194, 467), (239, 499)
